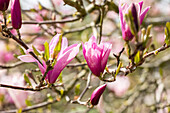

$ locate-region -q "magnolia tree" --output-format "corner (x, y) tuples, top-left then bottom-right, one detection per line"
(0, 0), (170, 113)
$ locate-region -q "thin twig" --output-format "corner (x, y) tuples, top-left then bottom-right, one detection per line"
(78, 71), (92, 101)
(0, 61), (25, 69)
(22, 18), (80, 25)
(66, 63), (87, 68)
(98, 7), (104, 44)
(143, 44), (170, 59)
(1, 99), (58, 113)
(0, 84), (47, 91)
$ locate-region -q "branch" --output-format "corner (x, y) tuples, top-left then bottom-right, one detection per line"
(2, 99), (58, 113)
(0, 83), (63, 91)
(63, 23), (94, 35)
(1, 27), (43, 66)
(143, 44), (170, 59)
(0, 84), (47, 91)
(66, 63), (87, 68)
(0, 61), (25, 69)
(22, 18), (80, 25)
(71, 71), (92, 106)
(144, 17), (170, 26)
(63, 0), (86, 16)
(98, 7), (104, 44)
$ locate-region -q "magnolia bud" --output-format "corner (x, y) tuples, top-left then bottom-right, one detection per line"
(11, 0), (22, 29)
(131, 3), (139, 32)
(0, 0), (10, 11)
(90, 84), (107, 105)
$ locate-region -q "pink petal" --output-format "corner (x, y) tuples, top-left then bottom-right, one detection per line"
(89, 36), (97, 43)
(85, 47), (102, 76)
(61, 37), (68, 52)
(138, 1), (143, 13)
(36, 60), (46, 74)
(101, 43), (112, 71)
(48, 43), (81, 83)
(140, 6), (150, 24)
(82, 43), (87, 60)
(119, 3), (125, 36)
(18, 55), (36, 62)
(18, 55), (46, 74)
(58, 43), (79, 61)
(49, 34), (60, 55)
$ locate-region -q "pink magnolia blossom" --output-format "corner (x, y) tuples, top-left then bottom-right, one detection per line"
(18, 34), (80, 83)
(90, 84), (107, 106)
(11, 0), (22, 29)
(83, 36), (112, 77)
(119, 1), (150, 41)
(0, 0), (10, 11)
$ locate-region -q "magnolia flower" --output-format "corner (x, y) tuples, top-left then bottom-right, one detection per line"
(11, 0), (22, 29)
(0, 0), (10, 11)
(119, 1), (150, 41)
(83, 36), (112, 77)
(18, 34), (80, 83)
(90, 84), (107, 105)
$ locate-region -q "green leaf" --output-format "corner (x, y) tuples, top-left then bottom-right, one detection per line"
(19, 47), (25, 55)
(25, 99), (32, 106)
(146, 25), (152, 37)
(7, 13), (11, 24)
(14, 54), (19, 58)
(53, 35), (62, 59)
(24, 74), (32, 86)
(60, 89), (64, 96)
(30, 8), (37, 12)
(58, 72), (63, 83)
(165, 22), (170, 45)
(75, 83), (80, 96)
(159, 67), (163, 78)
(17, 108), (22, 113)
(134, 51), (140, 64)
(0, 95), (4, 102)
(115, 62), (122, 77)
(142, 25), (152, 48)
(51, 59), (56, 67)
(44, 41), (50, 61)
(32, 45), (41, 56)
(38, 3), (43, 10)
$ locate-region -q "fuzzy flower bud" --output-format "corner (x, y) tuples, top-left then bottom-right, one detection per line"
(0, 0), (10, 11)
(11, 0), (22, 29)
(90, 84), (107, 106)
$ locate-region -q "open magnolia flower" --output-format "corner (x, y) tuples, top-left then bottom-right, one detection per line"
(18, 34), (81, 83)
(119, 1), (150, 41)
